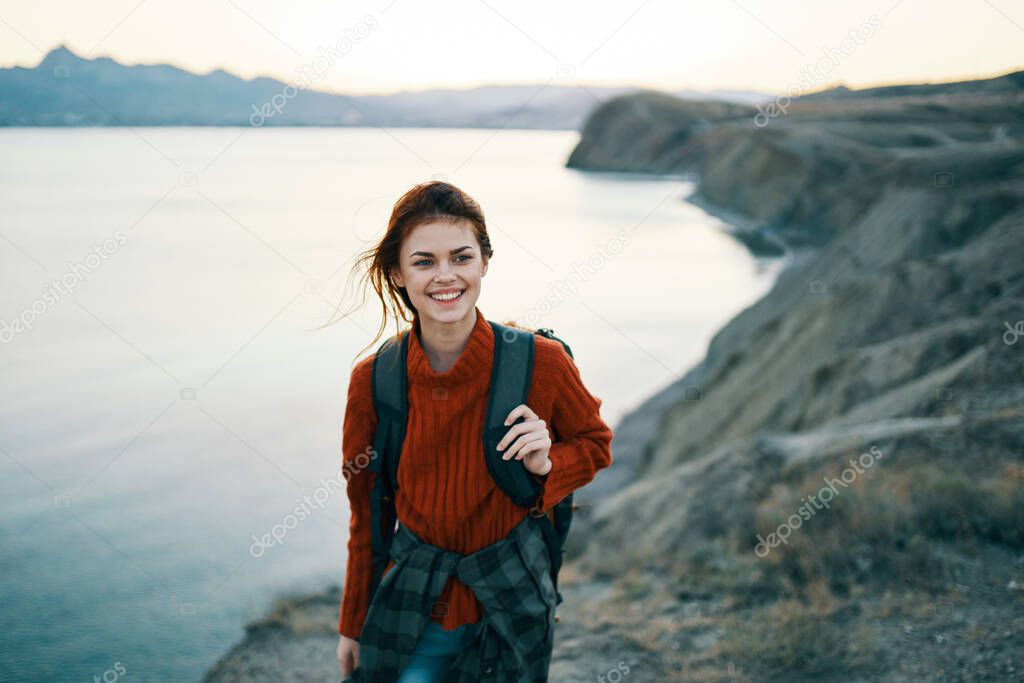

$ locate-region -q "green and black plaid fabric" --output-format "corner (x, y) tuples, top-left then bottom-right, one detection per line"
(342, 513), (557, 683)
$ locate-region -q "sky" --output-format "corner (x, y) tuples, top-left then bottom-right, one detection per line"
(0, 0), (1022, 96)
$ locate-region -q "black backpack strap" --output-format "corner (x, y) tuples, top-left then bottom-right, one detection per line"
(535, 327), (573, 361)
(483, 322), (543, 508)
(487, 322), (576, 607)
(366, 332), (408, 603)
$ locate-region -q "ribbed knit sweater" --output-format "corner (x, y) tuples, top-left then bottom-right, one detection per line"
(338, 306), (614, 638)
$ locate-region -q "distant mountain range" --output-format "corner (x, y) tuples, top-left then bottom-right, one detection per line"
(0, 45), (770, 129)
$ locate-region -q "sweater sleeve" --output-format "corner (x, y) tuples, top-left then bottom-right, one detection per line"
(533, 346), (614, 514)
(338, 358), (378, 639)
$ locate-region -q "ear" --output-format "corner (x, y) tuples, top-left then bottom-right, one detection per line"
(481, 258), (489, 278)
(390, 267), (404, 288)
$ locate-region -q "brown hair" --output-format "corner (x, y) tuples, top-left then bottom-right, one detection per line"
(320, 181), (496, 366)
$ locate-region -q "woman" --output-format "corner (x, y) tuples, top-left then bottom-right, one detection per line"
(333, 181), (613, 682)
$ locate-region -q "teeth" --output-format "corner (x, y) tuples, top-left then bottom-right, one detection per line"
(430, 290), (463, 302)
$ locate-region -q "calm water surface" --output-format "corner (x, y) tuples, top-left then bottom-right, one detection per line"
(0, 127), (786, 681)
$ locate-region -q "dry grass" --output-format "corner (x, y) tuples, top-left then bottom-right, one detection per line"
(748, 461), (1024, 596)
(715, 598), (877, 679)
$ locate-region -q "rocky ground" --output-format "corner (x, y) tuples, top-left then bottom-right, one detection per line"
(206, 71), (1024, 681)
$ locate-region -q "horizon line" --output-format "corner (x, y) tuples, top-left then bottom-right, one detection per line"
(5, 41), (1022, 100)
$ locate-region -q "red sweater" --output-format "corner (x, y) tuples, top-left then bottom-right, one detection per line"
(338, 306), (614, 638)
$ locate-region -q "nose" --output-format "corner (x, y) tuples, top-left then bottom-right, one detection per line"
(436, 260), (456, 279)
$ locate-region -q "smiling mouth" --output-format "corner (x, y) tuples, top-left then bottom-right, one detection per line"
(428, 289), (465, 304)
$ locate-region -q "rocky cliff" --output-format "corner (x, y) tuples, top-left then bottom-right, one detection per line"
(567, 72), (1024, 682)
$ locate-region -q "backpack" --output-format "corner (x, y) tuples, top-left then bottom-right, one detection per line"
(365, 320), (577, 616)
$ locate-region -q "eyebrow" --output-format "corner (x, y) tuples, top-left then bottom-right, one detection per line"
(409, 246), (474, 258)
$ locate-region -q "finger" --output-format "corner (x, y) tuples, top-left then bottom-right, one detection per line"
(514, 436), (551, 460)
(496, 418), (543, 451)
(504, 403), (538, 426)
(503, 404), (525, 426)
(502, 429), (547, 460)
(500, 423), (543, 458)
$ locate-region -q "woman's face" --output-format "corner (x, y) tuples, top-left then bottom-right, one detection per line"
(391, 219), (488, 325)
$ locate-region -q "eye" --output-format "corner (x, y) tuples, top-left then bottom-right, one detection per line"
(455, 254), (471, 262)
(413, 259), (432, 266)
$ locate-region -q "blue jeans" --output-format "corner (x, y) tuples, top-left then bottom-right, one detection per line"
(396, 621), (478, 683)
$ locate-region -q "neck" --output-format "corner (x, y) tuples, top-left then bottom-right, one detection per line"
(415, 308), (477, 373)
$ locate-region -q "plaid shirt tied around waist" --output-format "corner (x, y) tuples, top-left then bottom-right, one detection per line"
(343, 513), (557, 683)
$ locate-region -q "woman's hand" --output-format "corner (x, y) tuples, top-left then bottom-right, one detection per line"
(337, 634), (359, 678)
(498, 404), (553, 476)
